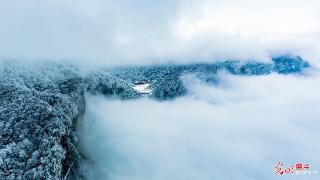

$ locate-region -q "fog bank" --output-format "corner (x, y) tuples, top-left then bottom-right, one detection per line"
(81, 72), (320, 180)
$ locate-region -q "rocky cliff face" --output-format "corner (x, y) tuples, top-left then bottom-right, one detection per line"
(0, 56), (310, 179)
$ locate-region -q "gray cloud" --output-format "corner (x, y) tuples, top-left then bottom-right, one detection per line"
(0, 0), (180, 65)
(0, 0), (319, 65)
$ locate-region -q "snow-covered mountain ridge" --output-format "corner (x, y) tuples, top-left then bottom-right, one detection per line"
(0, 55), (310, 179)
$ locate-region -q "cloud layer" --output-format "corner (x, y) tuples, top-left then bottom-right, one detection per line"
(81, 71), (320, 180)
(0, 0), (319, 65)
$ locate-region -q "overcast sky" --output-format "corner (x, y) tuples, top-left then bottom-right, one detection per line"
(0, 0), (319, 65)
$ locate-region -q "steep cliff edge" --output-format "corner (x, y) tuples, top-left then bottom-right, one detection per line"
(0, 62), (85, 179)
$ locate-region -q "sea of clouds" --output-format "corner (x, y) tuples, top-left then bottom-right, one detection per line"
(1, 0), (320, 179)
(81, 70), (320, 180)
